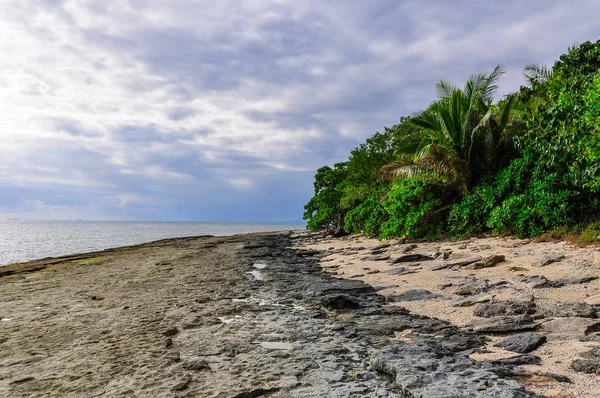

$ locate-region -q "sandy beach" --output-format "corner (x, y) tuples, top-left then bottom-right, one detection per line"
(1, 231), (597, 397)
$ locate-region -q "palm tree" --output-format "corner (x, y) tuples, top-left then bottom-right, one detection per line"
(382, 65), (514, 192)
(523, 63), (552, 86)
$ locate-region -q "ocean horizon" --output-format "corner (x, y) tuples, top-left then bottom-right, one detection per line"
(0, 220), (306, 266)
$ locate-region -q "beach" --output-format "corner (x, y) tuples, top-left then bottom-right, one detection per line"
(1, 231), (597, 397)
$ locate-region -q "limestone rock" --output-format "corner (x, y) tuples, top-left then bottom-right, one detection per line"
(535, 254), (565, 267)
(474, 301), (537, 318)
(452, 293), (494, 308)
(495, 334), (547, 353)
(387, 289), (443, 302)
(471, 315), (540, 333)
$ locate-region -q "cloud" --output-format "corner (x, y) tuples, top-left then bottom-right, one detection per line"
(1, 0), (599, 220)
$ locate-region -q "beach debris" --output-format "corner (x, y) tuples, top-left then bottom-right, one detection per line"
(495, 333), (547, 353)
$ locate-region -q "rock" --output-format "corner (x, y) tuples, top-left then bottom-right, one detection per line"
(165, 351), (181, 362)
(539, 317), (599, 338)
(387, 289), (443, 302)
(471, 315), (540, 333)
(452, 293), (494, 308)
(486, 354), (542, 366)
(535, 254), (565, 267)
(390, 253), (436, 263)
(163, 326), (179, 337)
(372, 243), (391, 250)
(556, 276), (599, 285)
(359, 254), (390, 261)
(182, 359), (210, 371)
(365, 270), (380, 275)
(472, 244), (492, 251)
(541, 302), (596, 318)
(495, 334), (547, 353)
(519, 275), (564, 289)
(320, 294), (361, 310)
(474, 301), (537, 318)
(570, 347), (600, 373)
(400, 244), (418, 253)
(584, 322), (600, 336)
(447, 256), (482, 267)
(10, 376), (35, 385)
(454, 282), (487, 296)
(171, 374), (191, 391)
(370, 342), (539, 397)
(508, 266), (529, 272)
(384, 267), (416, 276)
(467, 255), (505, 270)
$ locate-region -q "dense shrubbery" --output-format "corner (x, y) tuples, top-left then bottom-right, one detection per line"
(304, 40), (600, 241)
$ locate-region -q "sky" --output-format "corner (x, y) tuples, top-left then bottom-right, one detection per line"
(1, 1), (599, 222)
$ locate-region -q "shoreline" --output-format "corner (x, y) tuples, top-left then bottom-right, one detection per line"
(0, 231), (588, 397)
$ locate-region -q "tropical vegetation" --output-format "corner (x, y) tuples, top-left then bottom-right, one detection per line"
(303, 40), (600, 242)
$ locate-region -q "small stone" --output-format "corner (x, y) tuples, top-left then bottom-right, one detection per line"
(495, 333), (547, 353)
(384, 267), (416, 276)
(171, 374), (191, 391)
(507, 266), (529, 272)
(373, 243), (391, 250)
(163, 326), (179, 337)
(451, 293), (494, 307)
(467, 255), (505, 270)
(321, 294), (361, 310)
(387, 289), (442, 302)
(535, 254), (565, 267)
(182, 359), (210, 371)
(165, 351), (181, 362)
(390, 253), (435, 263)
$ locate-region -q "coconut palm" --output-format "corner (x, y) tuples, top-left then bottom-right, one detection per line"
(523, 63), (552, 86)
(382, 65), (516, 192)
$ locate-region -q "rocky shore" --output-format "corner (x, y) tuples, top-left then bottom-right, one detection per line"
(0, 232), (589, 397)
(296, 232), (600, 397)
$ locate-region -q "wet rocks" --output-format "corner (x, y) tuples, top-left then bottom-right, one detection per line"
(474, 301), (537, 318)
(495, 334), (547, 353)
(320, 294), (361, 310)
(387, 289), (443, 302)
(370, 342), (539, 397)
(471, 315), (540, 333)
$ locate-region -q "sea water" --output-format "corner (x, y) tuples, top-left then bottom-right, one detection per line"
(0, 220), (305, 266)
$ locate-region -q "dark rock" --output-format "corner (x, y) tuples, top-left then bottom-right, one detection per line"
(163, 326), (179, 337)
(535, 254), (565, 267)
(556, 276), (599, 285)
(541, 302), (596, 318)
(584, 322), (600, 336)
(171, 374), (191, 391)
(571, 347), (600, 374)
(372, 243), (390, 250)
(387, 289), (443, 302)
(321, 294), (361, 310)
(507, 266), (529, 272)
(165, 351), (181, 362)
(360, 254), (390, 261)
(390, 253), (436, 263)
(519, 275), (564, 289)
(487, 354), (542, 366)
(495, 334), (547, 353)
(474, 301), (537, 318)
(454, 282), (487, 296)
(400, 244), (418, 253)
(365, 270), (380, 275)
(370, 342), (539, 397)
(471, 315), (540, 333)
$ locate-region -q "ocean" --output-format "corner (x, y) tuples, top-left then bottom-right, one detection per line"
(0, 220), (305, 266)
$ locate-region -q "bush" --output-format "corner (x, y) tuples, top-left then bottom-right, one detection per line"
(344, 185), (389, 236)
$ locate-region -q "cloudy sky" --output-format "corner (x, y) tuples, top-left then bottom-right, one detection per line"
(1, 1), (599, 222)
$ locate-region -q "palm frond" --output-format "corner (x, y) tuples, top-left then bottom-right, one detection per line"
(480, 64), (505, 103)
(523, 63), (552, 85)
(436, 79), (458, 99)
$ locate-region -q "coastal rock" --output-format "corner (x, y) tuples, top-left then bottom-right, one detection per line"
(541, 302), (596, 318)
(454, 282), (487, 296)
(448, 256), (482, 267)
(471, 315), (540, 333)
(372, 243), (391, 250)
(571, 347), (600, 374)
(519, 275), (564, 289)
(387, 289), (442, 302)
(452, 293), (494, 308)
(467, 255), (505, 270)
(474, 301), (537, 318)
(486, 354), (542, 366)
(384, 267), (416, 276)
(370, 342), (540, 397)
(495, 334), (547, 353)
(556, 276), (599, 285)
(400, 244), (418, 253)
(162, 326), (179, 337)
(390, 253), (436, 263)
(535, 254), (565, 267)
(320, 294), (361, 310)
(359, 254), (390, 261)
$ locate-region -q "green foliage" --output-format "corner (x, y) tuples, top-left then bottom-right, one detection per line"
(343, 184), (389, 236)
(305, 39), (600, 242)
(379, 178), (447, 240)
